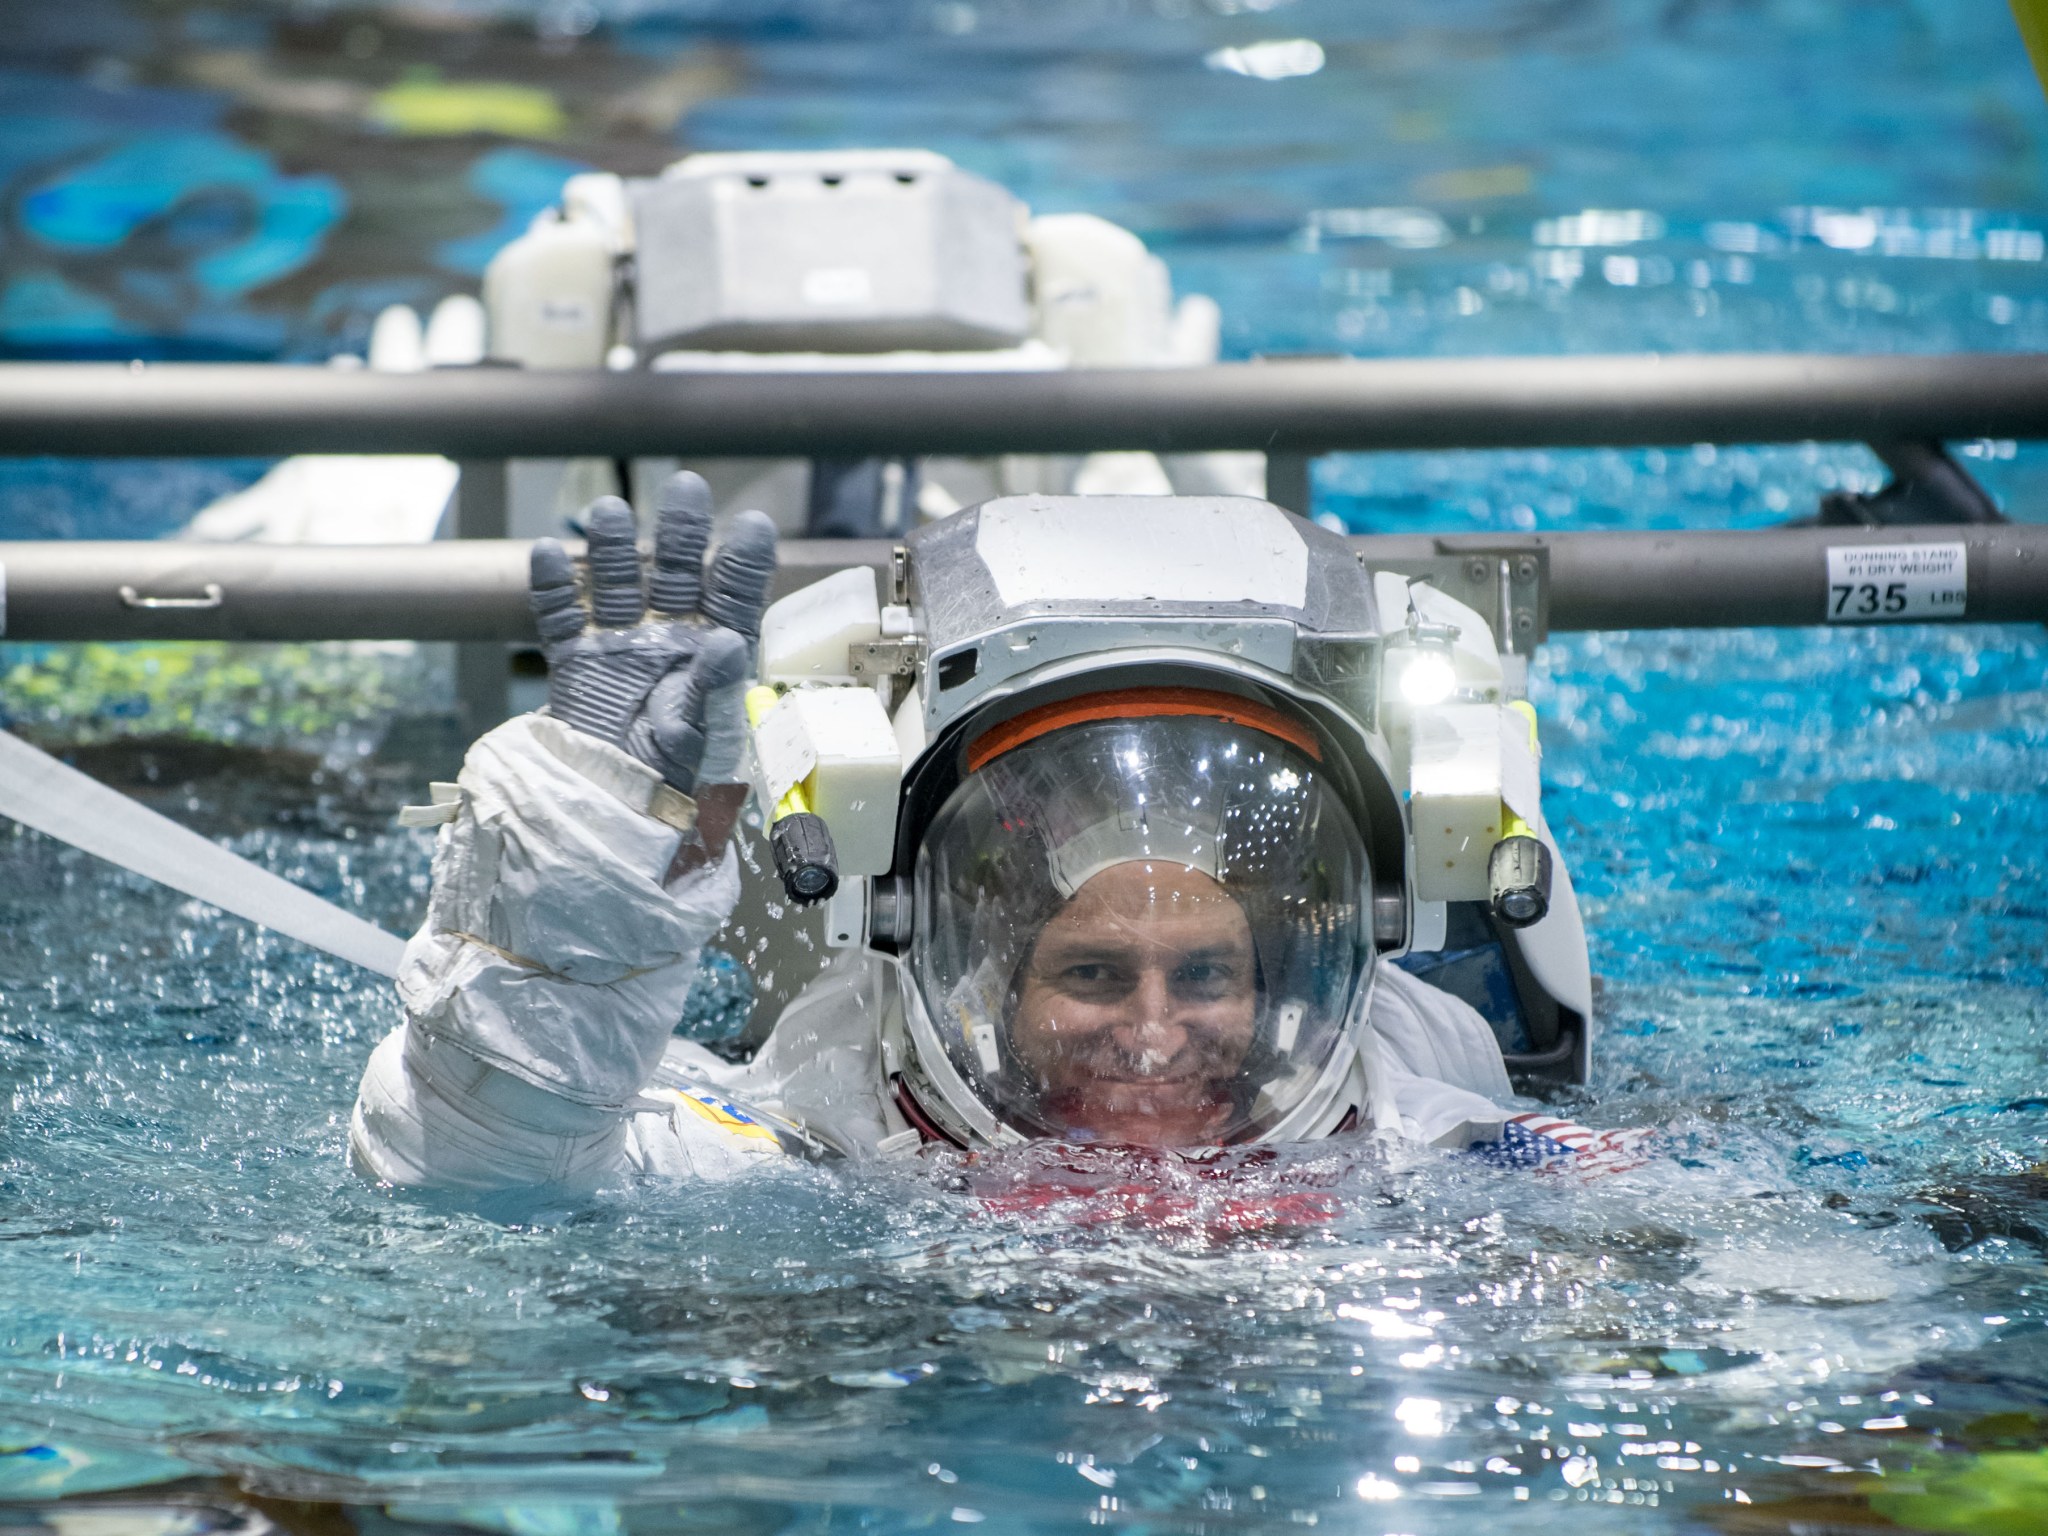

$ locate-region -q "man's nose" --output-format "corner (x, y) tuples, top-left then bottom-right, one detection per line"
(1117, 969), (1189, 1066)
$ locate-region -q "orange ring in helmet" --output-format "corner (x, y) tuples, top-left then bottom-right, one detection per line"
(965, 686), (1324, 773)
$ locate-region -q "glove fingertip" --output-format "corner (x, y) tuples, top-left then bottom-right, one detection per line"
(529, 538), (587, 643)
(530, 536), (574, 589)
(583, 496), (646, 629)
(656, 470), (714, 521)
(696, 626), (751, 689)
(584, 496), (637, 541)
(702, 509), (779, 638)
(650, 474), (714, 615)
(724, 506), (778, 553)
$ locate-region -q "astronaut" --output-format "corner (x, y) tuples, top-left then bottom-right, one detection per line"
(351, 475), (1601, 1192)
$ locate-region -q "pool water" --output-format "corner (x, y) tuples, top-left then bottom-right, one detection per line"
(4, 2), (2048, 1533)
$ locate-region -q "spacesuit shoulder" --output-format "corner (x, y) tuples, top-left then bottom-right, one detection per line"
(676, 950), (911, 1160)
(1369, 964), (1516, 1104)
(623, 1079), (815, 1180)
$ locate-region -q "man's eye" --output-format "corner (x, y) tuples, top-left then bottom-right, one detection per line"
(1053, 962), (1132, 996)
(1174, 962), (1236, 992)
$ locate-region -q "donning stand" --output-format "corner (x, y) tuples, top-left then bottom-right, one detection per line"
(3, 353), (2045, 727)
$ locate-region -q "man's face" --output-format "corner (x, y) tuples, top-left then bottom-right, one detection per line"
(1008, 860), (1259, 1147)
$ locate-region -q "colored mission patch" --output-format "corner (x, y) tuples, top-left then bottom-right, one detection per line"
(658, 1085), (786, 1147)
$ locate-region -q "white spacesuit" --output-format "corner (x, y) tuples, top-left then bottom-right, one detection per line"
(351, 480), (1583, 1192)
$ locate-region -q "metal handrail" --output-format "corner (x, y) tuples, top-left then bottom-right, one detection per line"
(1, 525), (2040, 641)
(3, 353), (2047, 457)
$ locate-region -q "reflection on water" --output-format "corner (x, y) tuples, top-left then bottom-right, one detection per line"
(2, 0), (2047, 1530)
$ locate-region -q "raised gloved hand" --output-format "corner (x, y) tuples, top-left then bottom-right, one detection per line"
(528, 472), (776, 862)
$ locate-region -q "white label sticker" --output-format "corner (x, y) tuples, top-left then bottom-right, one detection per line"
(537, 298), (593, 329)
(750, 699), (818, 807)
(1825, 542), (1967, 623)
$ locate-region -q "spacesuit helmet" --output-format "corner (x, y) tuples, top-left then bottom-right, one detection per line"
(908, 686), (1374, 1149)
(750, 494), (1588, 1146)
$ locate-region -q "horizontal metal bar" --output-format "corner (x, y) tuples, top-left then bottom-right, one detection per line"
(0, 527), (2039, 642)
(0, 540), (895, 642)
(1368, 523), (2048, 632)
(2, 353), (2048, 458)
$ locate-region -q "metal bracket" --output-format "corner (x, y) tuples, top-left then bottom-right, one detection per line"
(119, 583), (223, 610)
(1362, 540), (1550, 654)
(849, 638), (923, 679)
(1806, 440), (2006, 528)
(1267, 452), (1315, 517)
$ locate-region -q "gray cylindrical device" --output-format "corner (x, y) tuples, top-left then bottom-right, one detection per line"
(1488, 835), (1553, 928)
(771, 812), (840, 906)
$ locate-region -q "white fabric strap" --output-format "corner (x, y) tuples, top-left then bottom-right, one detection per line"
(0, 727), (404, 977)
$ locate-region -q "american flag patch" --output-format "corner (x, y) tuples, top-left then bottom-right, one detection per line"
(1472, 1113), (1652, 1176)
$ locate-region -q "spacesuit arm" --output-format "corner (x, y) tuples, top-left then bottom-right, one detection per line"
(349, 712), (741, 1189)
(353, 475), (779, 1190)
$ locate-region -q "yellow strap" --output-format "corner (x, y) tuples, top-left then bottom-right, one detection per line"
(1501, 701), (1539, 840)
(1507, 698), (1539, 750)
(744, 684), (811, 820)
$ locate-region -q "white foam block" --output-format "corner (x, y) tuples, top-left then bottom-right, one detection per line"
(759, 567), (882, 684)
(1408, 702), (1503, 903)
(760, 687), (903, 877)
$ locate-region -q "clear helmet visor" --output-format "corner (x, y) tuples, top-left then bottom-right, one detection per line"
(911, 704), (1373, 1147)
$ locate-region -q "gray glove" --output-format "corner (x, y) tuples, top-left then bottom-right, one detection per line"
(528, 473), (777, 799)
